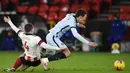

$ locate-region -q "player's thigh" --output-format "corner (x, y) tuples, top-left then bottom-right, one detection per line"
(20, 56), (40, 67)
(20, 56), (29, 65)
(31, 60), (41, 67)
(46, 33), (67, 48)
(54, 37), (68, 49)
(46, 33), (57, 46)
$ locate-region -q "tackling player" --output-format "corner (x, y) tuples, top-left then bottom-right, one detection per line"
(3, 16), (61, 72)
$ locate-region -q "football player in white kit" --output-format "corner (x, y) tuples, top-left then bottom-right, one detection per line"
(3, 16), (62, 72)
(42, 9), (98, 70)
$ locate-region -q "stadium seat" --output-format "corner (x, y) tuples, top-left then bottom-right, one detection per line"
(106, 0), (112, 10)
(40, 0), (47, 4)
(92, 4), (100, 16)
(60, 5), (69, 12)
(80, 4), (90, 12)
(28, 6), (38, 15)
(119, 13), (129, 20)
(93, 0), (102, 4)
(72, 0), (79, 4)
(70, 4), (81, 13)
(83, 0), (92, 4)
(119, 13), (127, 20)
(120, 6), (130, 13)
(47, 12), (58, 21)
(38, 12), (48, 19)
(49, 5), (60, 12)
(16, 6), (28, 13)
(45, 0), (61, 5)
(58, 12), (67, 21)
(39, 4), (49, 13)
(53, 0), (61, 4)
(61, 0), (69, 4)
(10, 0), (18, 5)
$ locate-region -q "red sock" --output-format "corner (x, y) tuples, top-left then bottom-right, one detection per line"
(13, 58), (22, 70)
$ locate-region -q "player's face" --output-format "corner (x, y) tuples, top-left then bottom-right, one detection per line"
(31, 25), (35, 33)
(32, 28), (34, 33)
(8, 31), (13, 36)
(78, 14), (87, 25)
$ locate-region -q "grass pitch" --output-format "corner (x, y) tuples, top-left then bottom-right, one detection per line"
(0, 51), (129, 73)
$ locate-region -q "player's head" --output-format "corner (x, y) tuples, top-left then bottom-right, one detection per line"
(7, 29), (13, 36)
(75, 9), (87, 25)
(24, 23), (34, 34)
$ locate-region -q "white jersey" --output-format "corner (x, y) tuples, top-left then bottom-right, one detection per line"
(18, 30), (43, 61)
(7, 20), (60, 62)
(48, 13), (89, 44)
(49, 13), (77, 38)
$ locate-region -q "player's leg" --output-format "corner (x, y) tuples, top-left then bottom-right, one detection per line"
(41, 35), (71, 70)
(20, 56), (41, 71)
(46, 33), (57, 56)
(19, 56), (32, 71)
(4, 57), (22, 72)
(41, 48), (70, 70)
(50, 36), (70, 60)
(47, 48), (70, 61)
(13, 57), (23, 70)
(21, 58), (41, 71)
(46, 34), (70, 61)
(21, 56), (44, 71)
(21, 64), (30, 71)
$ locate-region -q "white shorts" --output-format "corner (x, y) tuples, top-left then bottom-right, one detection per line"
(46, 33), (68, 49)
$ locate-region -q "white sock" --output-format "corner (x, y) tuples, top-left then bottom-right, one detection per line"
(44, 58), (49, 62)
(41, 58), (49, 63)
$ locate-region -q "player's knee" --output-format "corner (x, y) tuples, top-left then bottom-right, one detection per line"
(63, 49), (71, 57)
(66, 51), (71, 57)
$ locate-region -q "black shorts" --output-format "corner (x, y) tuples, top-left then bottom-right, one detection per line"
(20, 57), (41, 67)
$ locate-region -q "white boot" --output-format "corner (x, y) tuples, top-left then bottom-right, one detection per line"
(4, 68), (15, 72)
(41, 58), (49, 71)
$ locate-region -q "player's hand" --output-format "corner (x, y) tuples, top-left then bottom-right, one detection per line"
(88, 42), (98, 47)
(4, 16), (11, 23)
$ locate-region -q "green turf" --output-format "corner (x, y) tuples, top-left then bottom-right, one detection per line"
(0, 51), (129, 73)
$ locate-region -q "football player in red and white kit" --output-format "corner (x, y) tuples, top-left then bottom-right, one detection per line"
(3, 16), (62, 72)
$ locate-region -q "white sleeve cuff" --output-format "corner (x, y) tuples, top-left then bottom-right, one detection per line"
(71, 28), (89, 44)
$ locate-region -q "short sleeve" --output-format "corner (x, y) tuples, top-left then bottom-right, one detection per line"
(17, 30), (26, 39)
(36, 36), (44, 46)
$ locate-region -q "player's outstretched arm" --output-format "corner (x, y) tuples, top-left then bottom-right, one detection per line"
(4, 16), (20, 33)
(37, 38), (61, 50)
(71, 28), (97, 46)
(40, 42), (60, 50)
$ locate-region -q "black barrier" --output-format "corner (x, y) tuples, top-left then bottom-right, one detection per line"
(83, 20), (112, 52)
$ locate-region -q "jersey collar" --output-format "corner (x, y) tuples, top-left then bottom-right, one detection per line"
(73, 15), (78, 23)
(25, 33), (34, 35)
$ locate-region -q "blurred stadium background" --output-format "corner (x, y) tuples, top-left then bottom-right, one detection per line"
(0, 0), (130, 73)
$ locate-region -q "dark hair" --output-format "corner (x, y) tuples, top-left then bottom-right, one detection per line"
(24, 23), (33, 32)
(75, 9), (86, 17)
